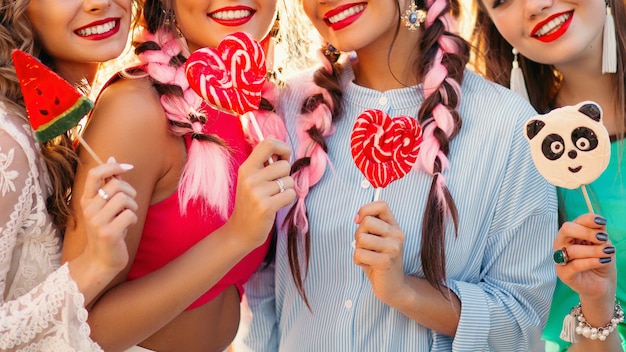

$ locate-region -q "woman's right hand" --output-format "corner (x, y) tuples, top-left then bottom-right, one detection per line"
(79, 158), (138, 277)
(227, 138), (295, 248)
(554, 214), (616, 301)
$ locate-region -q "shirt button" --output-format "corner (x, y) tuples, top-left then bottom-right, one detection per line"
(360, 179), (370, 189)
(378, 96), (388, 105)
(345, 300), (353, 309)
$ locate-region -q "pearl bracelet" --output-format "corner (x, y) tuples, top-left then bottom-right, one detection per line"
(561, 301), (624, 342)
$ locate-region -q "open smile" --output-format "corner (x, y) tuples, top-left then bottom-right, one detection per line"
(75, 18), (120, 40)
(324, 3), (366, 31)
(209, 6), (255, 26)
(531, 10), (574, 43)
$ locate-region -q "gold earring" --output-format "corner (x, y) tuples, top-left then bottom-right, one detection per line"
(402, 1), (427, 31)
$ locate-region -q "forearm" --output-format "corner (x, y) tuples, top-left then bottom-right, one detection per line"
(87, 222), (259, 351)
(67, 255), (120, 305)
(384, 275), (461, 337)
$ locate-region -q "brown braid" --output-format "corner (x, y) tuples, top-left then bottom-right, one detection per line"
(284, 51), (343, 309)
(414, 0), (469, 293)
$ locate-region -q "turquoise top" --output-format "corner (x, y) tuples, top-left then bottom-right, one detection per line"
(543, 140), (626, 351)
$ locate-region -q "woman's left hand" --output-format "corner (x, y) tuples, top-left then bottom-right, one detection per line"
(554, 214), (616, 301)
(353, 201), (408, 305)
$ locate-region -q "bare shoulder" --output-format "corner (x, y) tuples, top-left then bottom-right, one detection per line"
(91, 76), (164, 129)
(79, 76), (175, 186)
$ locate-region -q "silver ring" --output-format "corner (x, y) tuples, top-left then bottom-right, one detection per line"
(275, 178), (285, 194)
(98, 188), (110, 201)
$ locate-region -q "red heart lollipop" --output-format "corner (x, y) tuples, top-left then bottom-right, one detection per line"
(185, 32), (266, 115)
(351, 109), (422, 188)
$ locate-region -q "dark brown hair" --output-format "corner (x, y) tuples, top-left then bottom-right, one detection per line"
(284, 0), (470, 307)
(471, 0), (626, 138)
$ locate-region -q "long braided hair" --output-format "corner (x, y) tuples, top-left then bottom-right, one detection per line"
(284, 0), (469, 306)
(135, 0), (285, 217)
(414, 0), (468, 293)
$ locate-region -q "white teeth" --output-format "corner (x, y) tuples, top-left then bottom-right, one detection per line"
(210, 9), (252, 20)
(327, 4), (366, 24)
(535, 13), (570, 37)
(76, 20), (116, 36)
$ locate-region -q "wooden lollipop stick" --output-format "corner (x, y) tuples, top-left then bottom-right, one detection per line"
(73, 132), (104, 165)
(581, 184), (594, 215)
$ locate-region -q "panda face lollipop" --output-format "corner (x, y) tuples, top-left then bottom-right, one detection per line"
(524, 101), (610, 190)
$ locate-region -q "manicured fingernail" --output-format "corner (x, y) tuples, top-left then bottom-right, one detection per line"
(119, 163), (134, 171)
(107, 156), (117, 164)
(354, 214), (359, 224)
(596, 232), (608, 241)
(600, 257), (612, 264)
(594, 216), (607, 225)
(603, 246), (615, 254)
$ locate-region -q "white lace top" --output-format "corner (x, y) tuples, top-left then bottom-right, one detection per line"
(0, 104), (103, 351)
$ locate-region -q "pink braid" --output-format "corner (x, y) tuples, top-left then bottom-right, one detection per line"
(137, 29), (232, 218)
(291, 88), (335, 234)
(243, 81), (288, 145)
(416, 0), (462, 211)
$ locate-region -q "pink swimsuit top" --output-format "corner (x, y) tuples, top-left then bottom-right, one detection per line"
(126, 101), (271, 310)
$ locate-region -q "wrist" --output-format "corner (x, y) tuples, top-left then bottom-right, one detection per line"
(562, 300), (624, 342)
(222, 214), (268, 250)
(384, 275), (418, 311)
(67, 255), (120, 303)
(579, 293), (618, 327)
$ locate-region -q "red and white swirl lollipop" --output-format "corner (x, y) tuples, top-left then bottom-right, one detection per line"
(185, 32), (266, 116)
(351, 109), (423, 200)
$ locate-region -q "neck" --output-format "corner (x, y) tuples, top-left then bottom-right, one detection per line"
(352, 29), (421, 91)
(556, 64), (621, 135)
(54, 61), (98, 88)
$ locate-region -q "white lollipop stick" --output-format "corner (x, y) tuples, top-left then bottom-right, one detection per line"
(581, 185), (594, 215)
(243, 111), (273, 165)
(373, 188), (381, 202)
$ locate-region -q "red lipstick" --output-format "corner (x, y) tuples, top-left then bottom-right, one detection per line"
(531, 10), (574, 43)
(209, 6), (255, 27)
(74, 18), (120, 41)
(324, 2), (366, 31)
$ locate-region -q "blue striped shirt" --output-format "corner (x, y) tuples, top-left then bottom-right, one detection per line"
(242, 64), (558, 351)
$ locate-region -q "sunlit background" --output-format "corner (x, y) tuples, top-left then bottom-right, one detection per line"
(93, 0), (477, 96)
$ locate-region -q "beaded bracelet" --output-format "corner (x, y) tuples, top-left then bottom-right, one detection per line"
(560, 300), (624, 342)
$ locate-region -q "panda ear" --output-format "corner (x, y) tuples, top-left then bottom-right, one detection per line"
(578, 103), (602, 122)
(525, 120), (545, 140)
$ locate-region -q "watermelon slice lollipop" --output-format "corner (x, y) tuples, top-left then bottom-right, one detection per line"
(351, 109), (423, 201)
(11, 49), (93, 143)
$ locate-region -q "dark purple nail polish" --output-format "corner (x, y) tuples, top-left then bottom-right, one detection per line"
(596, 233), (608, 241)
(594, 216), (607, 225)
(603, 246), (615, 254)
(600, 257), (612, 264)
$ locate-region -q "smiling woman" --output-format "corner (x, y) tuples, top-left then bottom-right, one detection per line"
(60, 0), (297, 351)
(470, 0), (626, 351)
(0, 0), (139, 350)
